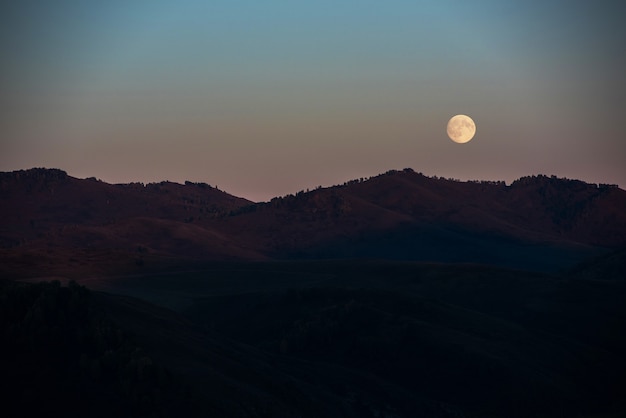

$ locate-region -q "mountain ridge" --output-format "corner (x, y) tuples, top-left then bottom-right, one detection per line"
(1, 167), (625, 277)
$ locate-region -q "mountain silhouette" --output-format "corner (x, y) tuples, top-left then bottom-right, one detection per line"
(3, 168), (626, 418)
(1, 167), (625, 278)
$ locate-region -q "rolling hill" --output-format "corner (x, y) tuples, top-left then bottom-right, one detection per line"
(5, 258), (625, 417)
(1, 167), (625, 277)
(3, 167), (626, 417)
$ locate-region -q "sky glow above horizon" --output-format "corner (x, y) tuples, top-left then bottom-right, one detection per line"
(1, 0), (624, 201)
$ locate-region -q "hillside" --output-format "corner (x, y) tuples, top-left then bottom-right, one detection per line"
(214, 169), (626, 271)
(2, 167), (626, 417)
(0, 168), (262, 277)
(8, 260), (624, 417)
(1, 168), (625, 277)
(0, 279), (203, 418)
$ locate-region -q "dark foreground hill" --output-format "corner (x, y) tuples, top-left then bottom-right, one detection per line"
(0, 280), (203, 418)
(1, 167), (625, 277)
(4, 256), (626, 417)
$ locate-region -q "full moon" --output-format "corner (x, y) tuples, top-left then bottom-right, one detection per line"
(447, 114), (476, 143)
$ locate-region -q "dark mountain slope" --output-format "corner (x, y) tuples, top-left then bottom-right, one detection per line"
(0, 168), (251, 231)
(567, 246), (626, 281)
(218, 170), (625, 270)
(237, 170), (625, 246)
(73, 260), (626, 417)
(1, 168), (625, 276)
(0, 279), (199, 418)
(0, 168), (263, 277)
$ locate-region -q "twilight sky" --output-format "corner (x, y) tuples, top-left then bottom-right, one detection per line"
(1, 0), (624, 201)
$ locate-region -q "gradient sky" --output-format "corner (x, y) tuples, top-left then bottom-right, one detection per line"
(1, 0), (624, 201)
